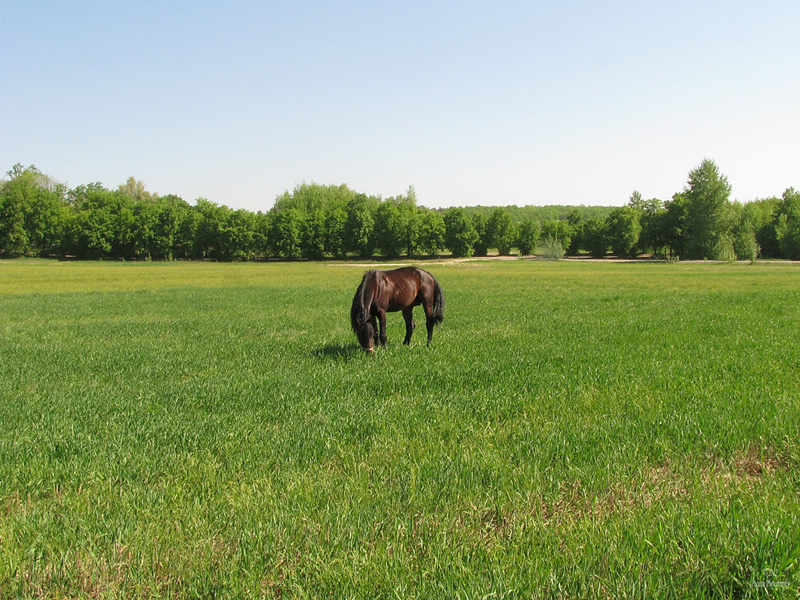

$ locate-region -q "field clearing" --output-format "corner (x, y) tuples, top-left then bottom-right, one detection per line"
(1, 258), (799, 598)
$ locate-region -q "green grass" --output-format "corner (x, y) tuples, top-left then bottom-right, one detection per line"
(1, 258), (799, 598)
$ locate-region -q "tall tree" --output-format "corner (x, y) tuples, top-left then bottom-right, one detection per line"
(582, 217), (609, 258)
(606, 206), (641, 258)
(683, 159), (734, 259)
(540, 220), (573, 253)
(118, 177), (153, 201)
(323, 207), (347, 258)
(775, 188), (800, 260)
(516, 219), (540, 256)
(471, 213), (489, 256)
(344, 194), (377, 257)
(269, 208), (304, 258)
(373, 201), (405, 257)
(486, 207), (516, 255)
(0, 164), (68, 257)
(417, 209), (446, 257)
(444, 207), (478, 258)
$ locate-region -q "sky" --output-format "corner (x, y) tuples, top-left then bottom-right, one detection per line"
(2, 1), (799, 211)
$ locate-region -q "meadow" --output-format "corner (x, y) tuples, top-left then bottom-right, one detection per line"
(0, 258), (798, 599)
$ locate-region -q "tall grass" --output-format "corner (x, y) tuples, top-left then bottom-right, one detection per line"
(1, 259), (799, 598)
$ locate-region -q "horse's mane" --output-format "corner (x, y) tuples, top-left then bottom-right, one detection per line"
(350, 270), (375, 332)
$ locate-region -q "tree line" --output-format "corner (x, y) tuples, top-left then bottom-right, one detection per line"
(1, 160), (799, 261)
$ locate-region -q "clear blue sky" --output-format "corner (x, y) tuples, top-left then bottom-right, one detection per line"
(2, 1), (798, 211)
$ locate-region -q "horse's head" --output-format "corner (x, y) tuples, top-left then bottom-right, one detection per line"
(355, 319), (375, 353)
(351, 272), (377, 354)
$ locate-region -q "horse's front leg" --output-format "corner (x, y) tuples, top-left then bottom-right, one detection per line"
(369, 315), (379, 347)
(402, 306), (416, 344)
(377, 309), (388, 347)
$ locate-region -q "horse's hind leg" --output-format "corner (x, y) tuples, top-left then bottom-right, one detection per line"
(402, 306), (416, 344)
(422, 302), (435, 345)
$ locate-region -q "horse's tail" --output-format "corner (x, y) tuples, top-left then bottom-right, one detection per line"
(431, 275), (445, 324)
(350, 271), (373, 332)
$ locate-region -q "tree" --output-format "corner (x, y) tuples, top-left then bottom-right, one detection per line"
(606, 206), (641, 258)
(417, 209), (445, 257)
(72, 187), (129, 259)
(396, 200), (421, 257)
(566, 210), (584, 255)
(582, 218), (609, 258)
(444, 207), (478, 258)
(224, 209), (259, 260)
(300, 209), (326, 259)
(344, 194), (376, 257)
(628, 192), (665, 256)
(486, 208), (516, 255)
(743, 197), (780, 258)
(269, 208), (304, 258)
(516, 219), (540, 256)
(662, 193), (689, 258)
(149, 194), (191, 260)
(540, 220), (573, 253)
(323, 207), (347, 258)
(0, 164), (69, 257)
(471, 213), (489, 256)
(775, 188), (800, 260)
(373, 201), (405, 257)
(0, 184), (28, 256)
(118, 177), (153, 201)
(683, 159), (734, 259)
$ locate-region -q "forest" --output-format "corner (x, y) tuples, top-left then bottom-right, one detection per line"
(1, 160), (799, 261)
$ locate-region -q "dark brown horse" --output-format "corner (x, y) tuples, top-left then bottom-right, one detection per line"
(350, 267), (445, 353)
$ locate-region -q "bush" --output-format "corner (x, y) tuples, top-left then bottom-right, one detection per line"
(539, 236), (565, 260)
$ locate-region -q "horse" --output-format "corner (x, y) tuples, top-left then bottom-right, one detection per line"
(350, 267), (445, 353)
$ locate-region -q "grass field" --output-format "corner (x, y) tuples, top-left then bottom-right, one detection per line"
(1, 258), (799, 599)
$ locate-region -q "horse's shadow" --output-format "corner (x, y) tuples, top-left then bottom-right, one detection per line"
(312, 343), (360, 361)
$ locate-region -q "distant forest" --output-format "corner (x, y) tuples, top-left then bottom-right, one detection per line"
(1, 161), (799, 261)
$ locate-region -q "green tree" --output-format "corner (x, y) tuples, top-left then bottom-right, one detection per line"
(566, 210), (584, 255)
(269, 208), (305, 258)
(0, 164), (69, 257)
(471, 213), (489, 256)
(683, 159), (734, 259)
(72, 187), (128, 259)
(628, 192), (665, 256)
(775, 188), (800, 259)
(606, 206), (641, 258)
(0, 185), (28, 256)
(344, 194), (377, 257)
(744, 197), (780, 258)
(444, 207), (478, 258)
(300, 209), (326, 259)
(663, 193), (689, 258)
(582, 217), (609, 258)
(224, 209), (259, 260)
(194, 198), (227, 259)
(373, 201), (405, 257)
(175, 206), (202, 259)
(486, 208), (516, 255)
(540, 220), (573, 253)
(118, 176), (153, 201)
(323, 207), (347, 258)
(417, 209), (446, 257)
(149, 194), (191, 260)
(397, 200), (422, 257)
(516, 219), (540, 256)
